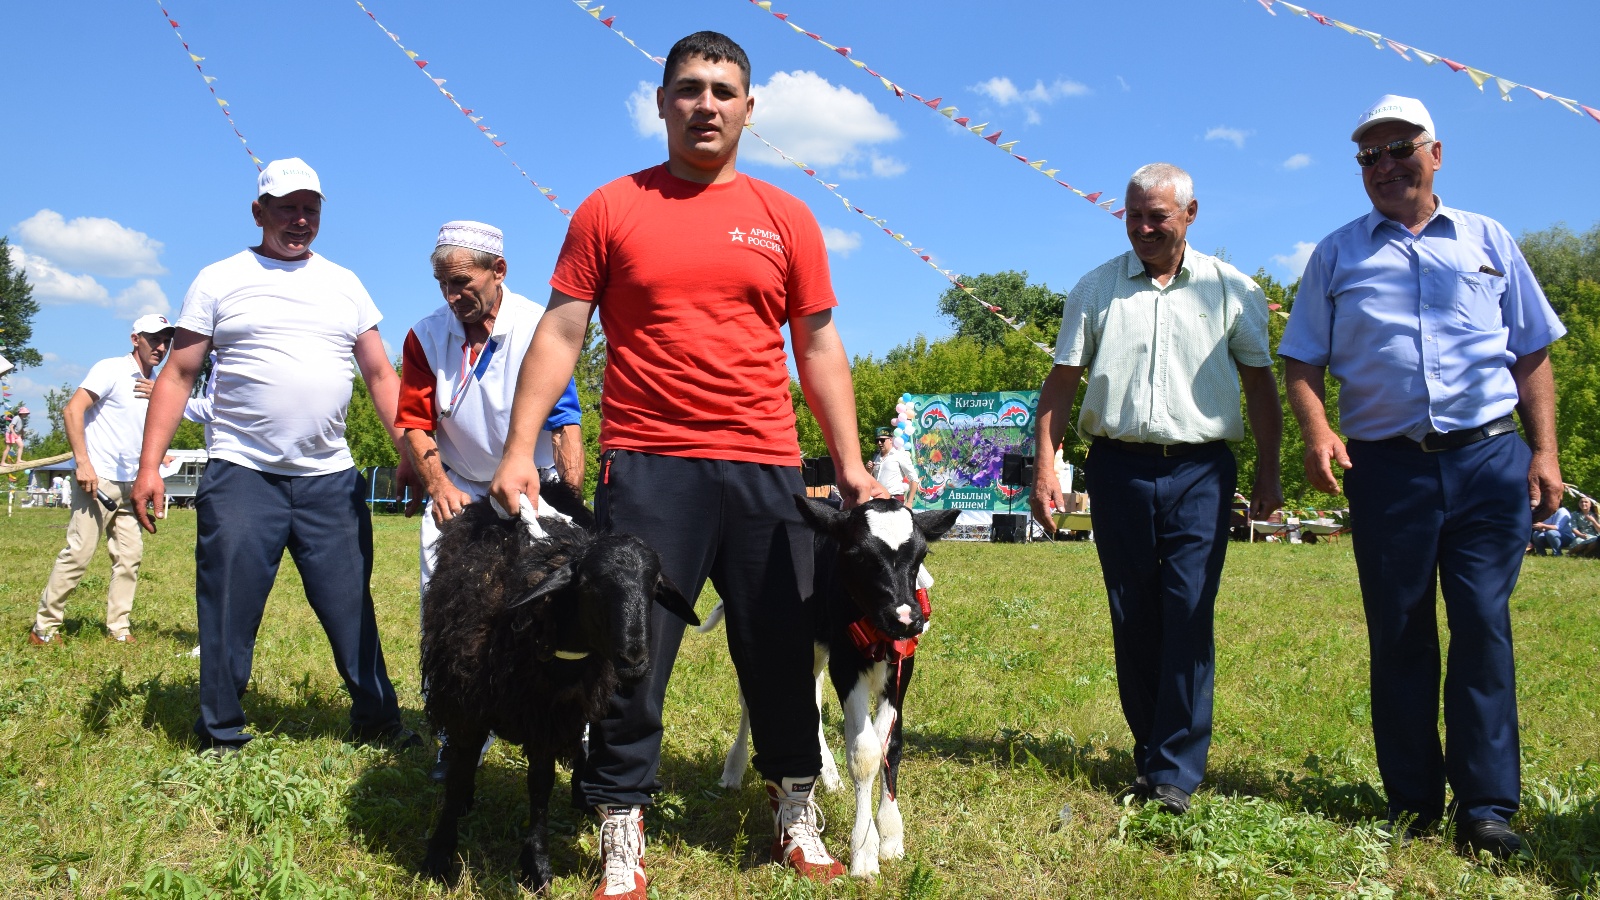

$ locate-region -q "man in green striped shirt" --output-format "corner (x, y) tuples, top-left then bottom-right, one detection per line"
(1032, 162), (1282, 815)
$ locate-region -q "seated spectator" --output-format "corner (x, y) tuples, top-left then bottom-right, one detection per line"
(1531, 504), (1576, 556)
(1571, 496), (1600, 553)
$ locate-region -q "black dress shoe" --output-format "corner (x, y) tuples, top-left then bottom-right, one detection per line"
(1150, 783), (1191, 815)
(429, 748), (450, 783)
(1456, 819), (1523, 860)
(1115, 777), (1151, 803)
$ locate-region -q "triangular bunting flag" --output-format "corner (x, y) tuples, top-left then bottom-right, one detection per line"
(1441, 58), (1466, 73)
(1464, 67), (1491, 89)
(1257, 0), (1275, 13)
(1583, 105), (1600, 124)
(953, 116), (969, 125)
(925, 98), (942, 109)
(216, 98), (228, 107)
(1358, 29), (1383, 48)
(940, 107), (957, 117)
(851, 59), (866, 69)
(415, 60), (428, 69)
(492, 140), (506, 147)
(1385, 40), (1411, 60)
(1332, 20), (1361, 36)
(601, 15), (616, 27)
(1084, 192), (1103, 203)
(1494, 79), (1517, 100)
(998, 140), (1019, 151)
(1111, 209), (1126, 219)
(432, 78), (447, 87)
(189, 53), (203, 62)
(1279, 2), (1307, 15)
(203, 75), (217, 84)
(834, 46), (851, 56)
(983, 131), (1002, 143)
(969, 123), (988, 134)
(1043, 169), (1059, 178)
(1525, 86), (1552, 100)
(405, 50), (418, 59)
(1308, 12), (1331, 26)
(1413, 48), (1439, 65)
(1029, 160), (1045, 170)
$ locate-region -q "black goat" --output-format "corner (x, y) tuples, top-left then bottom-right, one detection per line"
(710, 496), (957, 878)
(418, 492), (698, 890)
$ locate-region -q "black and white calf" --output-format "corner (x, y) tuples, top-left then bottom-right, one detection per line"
(418, 494), (698, 890)
(709, 496), (958, 878)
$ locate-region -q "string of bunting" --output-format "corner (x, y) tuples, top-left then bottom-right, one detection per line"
(739, 0), (1124, 219)
(154, 2), (262, 171)
(352, 1), (572, 219)
(1254, 0), (1600, 126)
(571, 1), (1054, 357)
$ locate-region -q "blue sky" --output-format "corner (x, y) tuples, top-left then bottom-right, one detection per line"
(4, 0), (1597, 421)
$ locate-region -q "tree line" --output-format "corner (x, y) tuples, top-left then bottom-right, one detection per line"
(5, 224), (1596, 509)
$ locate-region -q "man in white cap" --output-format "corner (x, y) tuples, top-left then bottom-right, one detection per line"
(1280, 96), (1564, 858)
(395, 220), (585, 779)
(29, 314), (177, 645)
(131, 158), (417, 754)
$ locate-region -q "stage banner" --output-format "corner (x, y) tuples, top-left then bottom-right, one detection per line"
(896, 391), (1037, 512)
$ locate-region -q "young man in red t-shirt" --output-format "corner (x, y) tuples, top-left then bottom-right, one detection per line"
(490, 30), (883, 899)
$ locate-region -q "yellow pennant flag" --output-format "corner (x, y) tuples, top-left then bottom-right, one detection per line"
(998, 140), (1019, 152)
(189, 53), (203, 62)
(939, 106), (957, 117)
(589, 6), (604, 19)
(851, 59), (865, 69)
(251, 156), (263, 165)
(202, 75), (217, 84)
(1043, 169), (1059, 178)
(216, 98), (228, 107)
(758, 0), (772, 8)
(969, 123), (988, 135)
(405, 50), (418, 59)
(1464, 67), (1491, 90)
(1029, 160), (1046, 170)
(1332, 20), (1361, 36)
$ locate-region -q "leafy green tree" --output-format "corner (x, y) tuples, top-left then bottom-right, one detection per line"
(1521, 222), (1600, 291)
(1547, 279), (1600, 492)
(170, 419), (205, 451)
(0, 236), (42, 371)
(345, 375), (398, 469)
(936, 270), (1066, 348)
(26, 382), (74, 457)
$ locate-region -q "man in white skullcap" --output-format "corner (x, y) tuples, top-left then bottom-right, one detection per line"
(133, 158), (417, 754)
(395, 220), (585, 780)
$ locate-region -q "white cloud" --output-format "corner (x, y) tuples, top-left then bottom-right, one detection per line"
(820, 227), (862, 257)
(13, 209), (166, 277)
(748, 71), (900, 174)
(6, 243), (167, 318)
(1282, 153), (1313, 170)
(7, 243), (109, 305)
(972, 76), (1022, 106)
(1273, 241), (1317, 279)
(1116, 75), (1131, 92)
(626, 81), (662, 143)
(111, 279), (170, 319)
(970, 76), (1088, 125)
(1204, 126), (1250, 149)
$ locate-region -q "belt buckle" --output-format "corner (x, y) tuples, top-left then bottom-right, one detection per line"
(1419, 433), (1444, 453)
(1162, 444), (1175, 457)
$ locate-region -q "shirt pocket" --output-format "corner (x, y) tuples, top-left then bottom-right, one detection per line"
(1452, 270), (1505, 332)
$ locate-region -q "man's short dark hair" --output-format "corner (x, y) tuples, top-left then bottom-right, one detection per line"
(663, 31), (751, 92)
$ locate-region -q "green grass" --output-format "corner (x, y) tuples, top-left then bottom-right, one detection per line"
(2, 507), (1599, 898)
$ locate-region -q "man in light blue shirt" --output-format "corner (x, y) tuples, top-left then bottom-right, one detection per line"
(1280, 94), (1564, 859)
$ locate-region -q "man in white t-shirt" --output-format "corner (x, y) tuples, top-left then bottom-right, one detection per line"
(131, 158), (417, 754)
(870, 427), (918, 507)
(29, 315), (177, 646)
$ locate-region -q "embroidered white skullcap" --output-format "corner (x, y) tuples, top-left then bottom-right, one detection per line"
(435, 220), (504, 257)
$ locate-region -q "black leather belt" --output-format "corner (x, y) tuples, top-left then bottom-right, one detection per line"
(1096, 438), (1225, 457)
(1383, 415), (1518, 453)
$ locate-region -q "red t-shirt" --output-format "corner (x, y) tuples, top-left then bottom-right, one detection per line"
(550, 165), (837, 465)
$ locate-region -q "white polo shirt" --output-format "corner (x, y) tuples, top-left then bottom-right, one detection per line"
(176, 250), (382, 476)
(78, 353), (149, 482)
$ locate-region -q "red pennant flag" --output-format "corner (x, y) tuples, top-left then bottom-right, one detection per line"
(920, 255), (930, 261)
(559, 209), (571, 216)
(462, 108), (473, 115)
(493, 140), (506, 147)
(415, 59), (428, 69)
(1584, 105), (1600, 124)
(983, 131), (1002, 143)
(479, 125), (490, 132)
(169, 19), (179, 27)
(602, 16), (616, 27)
(1014, 155), (1028, 163)
(955, 282), (967, 290)
(834, 46), (850, 56)
(1085, 192), (1103, 203)
(1308, 11), (1331, 25)
(892, 85), (903, 98)
(1441, 58), (1466, 72)
(803, 169), (815, 176)
(804, 32), (820, 40)
(773, 12), (788, 20)
(1112, 209), (1126, 219)
(954, 117), (969, 126)
(853, 207), (864, 213)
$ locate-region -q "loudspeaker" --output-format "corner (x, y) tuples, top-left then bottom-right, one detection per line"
(801, 456), (837, 487)
(1001, 453), (1034, 487)
(991, 513), (1028, 543)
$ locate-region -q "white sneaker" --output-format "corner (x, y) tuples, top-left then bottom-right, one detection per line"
(593, 805), (646, 899)
(767, 776), (844, 882)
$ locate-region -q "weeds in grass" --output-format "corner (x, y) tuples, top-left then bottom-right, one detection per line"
(144, 736), (355, 836)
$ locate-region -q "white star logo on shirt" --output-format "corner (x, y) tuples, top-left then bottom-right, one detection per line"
(729, 227), (746, 243)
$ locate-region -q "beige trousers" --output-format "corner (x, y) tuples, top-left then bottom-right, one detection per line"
(35, 479), (143, 636)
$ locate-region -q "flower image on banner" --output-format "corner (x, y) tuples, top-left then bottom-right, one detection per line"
(900, 391), (1037, 511)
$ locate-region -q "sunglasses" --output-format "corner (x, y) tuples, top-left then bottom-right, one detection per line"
(1355, 139), (1435, 168)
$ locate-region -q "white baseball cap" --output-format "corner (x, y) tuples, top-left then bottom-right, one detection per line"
(1351, 94), (1436, 142)
(131, 314), (175, 336)
(257, 157), (324, 198)
(435, 220), (504, 257)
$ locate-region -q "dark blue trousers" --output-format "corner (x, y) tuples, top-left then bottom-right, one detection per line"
(1085, 440), (1234, 793)
(1346, 431), (1530, 825)
(577, 451), (818, 808)
(193, 460), (401, 748)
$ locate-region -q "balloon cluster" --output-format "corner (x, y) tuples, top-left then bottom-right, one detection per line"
(888, 393), (915, 451)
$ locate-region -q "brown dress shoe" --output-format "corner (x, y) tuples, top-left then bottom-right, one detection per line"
(27, 629), (63, 646)
(107, 631), (136, 645)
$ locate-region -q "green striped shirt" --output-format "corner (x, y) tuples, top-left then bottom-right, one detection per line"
(1053, 246), (1272, 445)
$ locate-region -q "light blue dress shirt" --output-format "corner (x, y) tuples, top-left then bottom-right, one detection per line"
(1279, 200), (1565, 442)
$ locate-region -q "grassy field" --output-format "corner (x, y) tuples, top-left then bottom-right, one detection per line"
(2, 507), (1599, 899)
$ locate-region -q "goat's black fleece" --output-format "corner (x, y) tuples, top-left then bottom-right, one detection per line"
(419, 500), (615, 755)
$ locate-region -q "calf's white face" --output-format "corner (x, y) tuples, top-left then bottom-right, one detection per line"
(864, 507), (914, 550)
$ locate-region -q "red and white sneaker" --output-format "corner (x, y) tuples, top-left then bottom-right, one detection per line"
(767, 776), (845, 883)
(593, 805), (646, 899)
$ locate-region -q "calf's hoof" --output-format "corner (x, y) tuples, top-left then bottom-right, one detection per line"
(419, 851), (457, 885)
